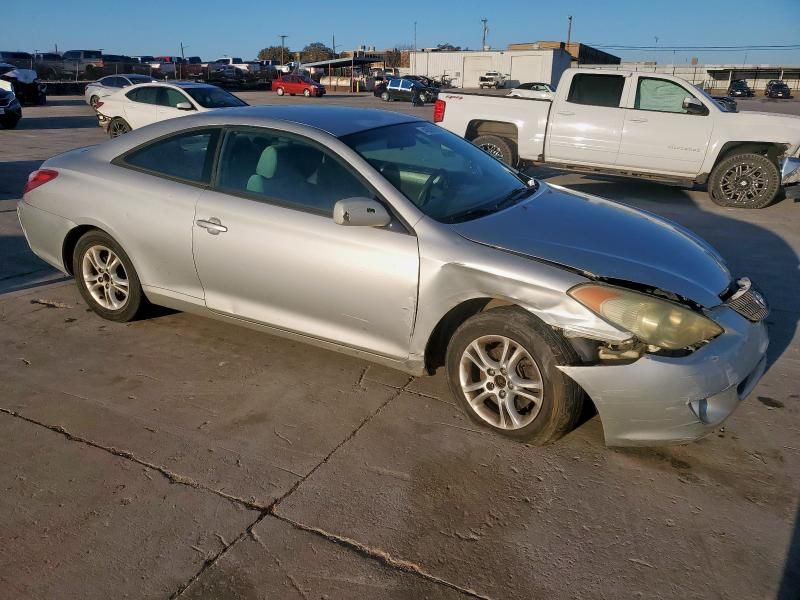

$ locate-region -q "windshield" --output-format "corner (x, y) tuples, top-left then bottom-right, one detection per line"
(184, 86), (247, 108)
(342, 122), (535, 223)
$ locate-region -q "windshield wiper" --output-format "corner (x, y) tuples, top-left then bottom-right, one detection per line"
(443, 184), (538, 223)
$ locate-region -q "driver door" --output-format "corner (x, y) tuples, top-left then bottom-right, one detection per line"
(192, 127), (420, 359)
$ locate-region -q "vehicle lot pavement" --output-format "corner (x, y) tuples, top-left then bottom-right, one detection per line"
(1, 93), (799, 599)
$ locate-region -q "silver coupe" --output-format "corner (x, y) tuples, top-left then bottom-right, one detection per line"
(18, 106), (769, 446)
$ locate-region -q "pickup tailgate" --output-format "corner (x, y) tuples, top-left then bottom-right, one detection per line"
(435, 92), (551, 162)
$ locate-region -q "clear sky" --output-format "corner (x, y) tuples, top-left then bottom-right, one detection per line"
(5, 0), (800, 65)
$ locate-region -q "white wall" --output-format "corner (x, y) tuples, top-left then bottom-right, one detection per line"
(409, 49), (570, 88)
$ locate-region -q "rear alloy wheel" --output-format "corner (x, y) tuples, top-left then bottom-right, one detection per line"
(471, 134), (517, 167)
(708, 152), (779, 209)
(108, 118), (131, 138)
(381, 91), (389, 101)
(90, 95), (99, 108)
(73, 231), (146, 322)
(446, 307), (584, 445)
(276, 87), (285, 96)
(303, 88), (311, 97)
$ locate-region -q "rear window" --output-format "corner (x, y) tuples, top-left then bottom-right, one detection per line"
(85, 51), (102, 59)
(567, 74), (625, 108)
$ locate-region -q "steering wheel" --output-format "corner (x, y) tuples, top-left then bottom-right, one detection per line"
(418, 169), (448, 208)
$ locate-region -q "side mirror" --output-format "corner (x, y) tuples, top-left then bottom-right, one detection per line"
(176, 101), (194, 110)
(682, 97), (707, 115)
(333, 198), (391, 227)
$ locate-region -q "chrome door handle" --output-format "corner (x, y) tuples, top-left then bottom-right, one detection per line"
(629, 117), (648, 123)
(196, 218), (227, 235)
(556, 111), (575, 116)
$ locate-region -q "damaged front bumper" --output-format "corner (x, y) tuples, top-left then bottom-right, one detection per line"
(559, 306), (768, 446)
(96, 112), (110, 132)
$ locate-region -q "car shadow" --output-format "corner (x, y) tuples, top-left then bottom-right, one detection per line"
(0, 159), (43, 200)
(16, 116), (98, 130)
(41, 99), (87, 107)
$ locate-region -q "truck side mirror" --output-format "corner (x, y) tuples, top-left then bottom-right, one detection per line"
(682, 97), (708, 115)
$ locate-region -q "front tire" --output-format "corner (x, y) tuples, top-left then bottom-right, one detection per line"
(108, 117), (131, 138)
(471, 134), (518, 167)
(303, 88), (311, 97)
(381, 91), (389, 101)
(73, 231), (146, 322)
(446, 307), (584, 445)
(708, 152), (779, 209)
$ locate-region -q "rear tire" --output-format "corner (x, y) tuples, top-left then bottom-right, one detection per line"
(471, 134), (518, 167)
(708, 152), (779, 209)
(446, 307), (584, 445)
(381, 91), (389, 101)
(276, 87), (285, 96)
(73, 230), (146, 323)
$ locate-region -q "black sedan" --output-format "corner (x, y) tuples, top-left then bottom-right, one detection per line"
(0, 86), (22, 129)
(375, 78), (438, 104)
(765, 80), (792, 99)
(727, 80), (753, 97)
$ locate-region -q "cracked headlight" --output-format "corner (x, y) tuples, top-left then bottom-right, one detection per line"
(569, 284), (723, 350)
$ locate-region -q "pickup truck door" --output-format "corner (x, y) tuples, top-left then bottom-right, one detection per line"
(545, 73), (630, 166)
(617, 76), (714, 176)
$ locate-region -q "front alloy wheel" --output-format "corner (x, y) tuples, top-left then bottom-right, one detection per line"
(709, 152), (779, 209)
(459, 335), (544, 429)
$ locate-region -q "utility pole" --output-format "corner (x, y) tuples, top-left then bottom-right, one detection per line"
(566, 16), (573, 47)
(332, 34), (336, 57)
(279, 35), (288, 65)
(481, 18), (488, 50)
(180, 42), (187, 59)
(414, 21), (417, 52)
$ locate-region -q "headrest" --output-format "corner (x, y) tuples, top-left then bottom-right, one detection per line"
(255, 146), (278, 179)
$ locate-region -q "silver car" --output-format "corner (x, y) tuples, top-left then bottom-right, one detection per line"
(17, 106), (769, 446)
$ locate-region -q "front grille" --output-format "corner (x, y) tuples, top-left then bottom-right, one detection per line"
(726, 280), (769, 322)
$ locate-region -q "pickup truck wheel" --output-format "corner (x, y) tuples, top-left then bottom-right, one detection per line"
(446, 307), (584, 445)
(708, 152), (779, 209)
(472, 135), (517, 167)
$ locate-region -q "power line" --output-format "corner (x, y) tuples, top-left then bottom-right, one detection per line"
(590, 43), (800, 51)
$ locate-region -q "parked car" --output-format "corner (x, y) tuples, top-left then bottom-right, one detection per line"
(182, 56), (206, 79)
(436, 68), (800, 208)
(0, 85), (22, 128)
(18, 106), (772, 446)
(85, 74), (155, 107)
(62, 50), (104, 79)
(211, 57), (249, 72)
(765, 80), (792, 99)
(34, 52), (65, 80)
(0, 64), (46, 105)
(94, 82), (247, 137)
(274, 74), (325, 97)
(0, 51), (34, 70)
(479, 71), (508, 89)
(377, 78), (437, 103)
(727, 79), (753, 97)
(507, 82), (555, 100)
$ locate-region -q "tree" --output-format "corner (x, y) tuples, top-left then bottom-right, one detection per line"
(257, 46), (290, 63)
(301, 42), (334, 62)
(384, 49), (402, 68)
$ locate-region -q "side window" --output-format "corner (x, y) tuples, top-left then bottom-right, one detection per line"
(216, 129), (372, 215)
(159, 88), (189, 108)
(119, 129), (220, 184)
(126, 86), (160, 104)
(635, 78), (693, 114)
(401, 80), (412, 90)
(567, 74), (625, 108)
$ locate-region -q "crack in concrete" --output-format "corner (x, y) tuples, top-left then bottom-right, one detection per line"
(272, 513), (493, 600)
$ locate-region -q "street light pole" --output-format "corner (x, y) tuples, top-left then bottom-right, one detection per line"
(566, 16), (572, 47)
(280, 35), (288, 65)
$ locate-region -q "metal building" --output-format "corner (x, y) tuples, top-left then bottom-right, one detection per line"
(409, 49), (572, 89)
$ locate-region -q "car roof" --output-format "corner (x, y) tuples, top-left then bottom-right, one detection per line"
(171, 106), (422, 137)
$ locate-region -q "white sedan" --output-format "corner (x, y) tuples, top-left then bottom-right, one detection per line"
(84, 74), (155, 107)
(506, 82), (555, 100)
(94, 81), (247, 137)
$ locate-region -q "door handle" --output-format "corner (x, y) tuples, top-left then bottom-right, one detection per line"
(628, 117), (648, 123)
(556, 111), (575, 116)
(196, 218), (227, 235)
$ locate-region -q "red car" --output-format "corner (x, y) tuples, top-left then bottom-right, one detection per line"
(274, 74), (325, 97)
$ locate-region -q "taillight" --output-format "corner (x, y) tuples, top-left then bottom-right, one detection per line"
(433, 99), (446, 123)
(23, 169), (58, 195)
(95, 101), (104, 108)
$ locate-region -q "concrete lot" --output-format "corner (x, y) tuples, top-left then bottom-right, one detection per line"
(1, 91), (799, 599)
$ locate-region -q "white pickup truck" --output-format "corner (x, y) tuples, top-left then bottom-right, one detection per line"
(435, 68), (800, 208)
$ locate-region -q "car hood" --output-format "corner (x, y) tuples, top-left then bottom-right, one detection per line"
(450, 183), (731, 307)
